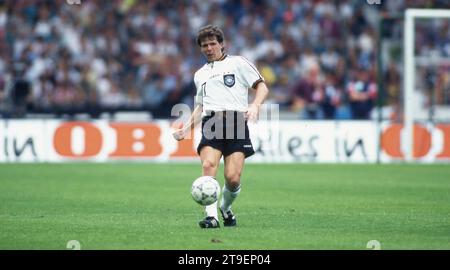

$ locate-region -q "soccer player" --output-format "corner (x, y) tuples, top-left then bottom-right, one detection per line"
(172, 25), (269, 228)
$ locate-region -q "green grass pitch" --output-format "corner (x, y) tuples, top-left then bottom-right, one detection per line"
(0, 163), (449, 250)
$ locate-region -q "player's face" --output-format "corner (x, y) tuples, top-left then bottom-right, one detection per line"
(200, 37), (223, 62)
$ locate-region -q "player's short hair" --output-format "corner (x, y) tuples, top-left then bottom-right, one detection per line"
(196, 25), (225, 47)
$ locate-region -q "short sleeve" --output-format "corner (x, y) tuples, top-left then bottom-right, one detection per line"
(237, 56), (264, 89)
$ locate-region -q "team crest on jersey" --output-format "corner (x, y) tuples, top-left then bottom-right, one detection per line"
(223, 74), (235, 87)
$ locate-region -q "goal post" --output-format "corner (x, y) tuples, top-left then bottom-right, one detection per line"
(403, 9), (450, 162)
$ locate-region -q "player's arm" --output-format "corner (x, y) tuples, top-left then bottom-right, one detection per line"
(237, 56), (269, 122)
(246, 81), (269, 122)
(172, 104), (203, 141)
(183, 104), (203, 131)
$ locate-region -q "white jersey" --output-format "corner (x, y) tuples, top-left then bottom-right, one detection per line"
(194, 54), (264, 116)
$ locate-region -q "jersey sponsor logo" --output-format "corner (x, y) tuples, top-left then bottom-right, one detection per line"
(223, 74), (235, 87)
(209, 74), (220, 79)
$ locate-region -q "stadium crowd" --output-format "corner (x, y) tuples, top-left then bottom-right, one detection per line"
(0, 0), (449, 119)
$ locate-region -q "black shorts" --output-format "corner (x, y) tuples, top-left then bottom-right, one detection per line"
(196, 111), (255, 158)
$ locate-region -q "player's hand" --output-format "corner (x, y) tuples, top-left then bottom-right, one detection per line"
(172, 122), (188, 141)
(172, 128), (186, 141)
(246, 103), (259, 123)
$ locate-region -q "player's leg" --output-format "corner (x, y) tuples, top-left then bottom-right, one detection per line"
(200, 146), (222, 177)
(198, 146), (222, 228)
(220, 151), (245, 226)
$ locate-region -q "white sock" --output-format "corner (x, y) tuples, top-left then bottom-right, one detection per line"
(220, 185), (241, 212)
(205, 201), (218, 220)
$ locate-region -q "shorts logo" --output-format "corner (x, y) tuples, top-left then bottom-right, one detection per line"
(223, 74), (235, 87)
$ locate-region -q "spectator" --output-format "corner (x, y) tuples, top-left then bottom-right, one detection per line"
(142, 71), (173, 118)
(11, 67), (31, 118)
(321, 72), (343, 119)
(384, 62), (402, 121)
(346, 68), (377, 119)
(290, 63), (324, 119)
(1, 0), (449, 119)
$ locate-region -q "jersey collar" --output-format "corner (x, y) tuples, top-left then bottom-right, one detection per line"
(207, 54), (227, 63)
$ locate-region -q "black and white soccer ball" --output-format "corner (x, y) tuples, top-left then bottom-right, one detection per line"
(191, 176), (220, 206)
